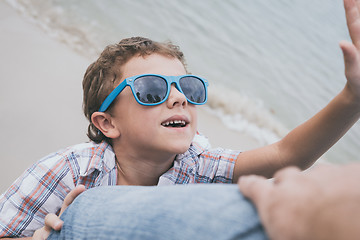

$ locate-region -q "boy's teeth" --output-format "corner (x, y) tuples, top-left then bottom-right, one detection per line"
(161, 120), (186, 127)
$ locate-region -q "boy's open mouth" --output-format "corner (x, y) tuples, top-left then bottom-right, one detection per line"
(161, 120), (188, 128)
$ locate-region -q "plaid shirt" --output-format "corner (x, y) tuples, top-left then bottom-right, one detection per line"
(0, 134), (240, 237)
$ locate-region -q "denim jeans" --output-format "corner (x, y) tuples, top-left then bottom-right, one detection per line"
(48, 184), (267, 240)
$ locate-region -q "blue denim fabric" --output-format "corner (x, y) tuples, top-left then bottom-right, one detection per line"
(48, 184), (267, 240)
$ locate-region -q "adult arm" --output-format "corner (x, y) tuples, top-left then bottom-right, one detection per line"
(233, 0), (360, 180)
(238, 163), (360, 240)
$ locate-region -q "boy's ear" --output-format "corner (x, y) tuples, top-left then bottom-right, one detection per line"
(91, 112), (120, 139)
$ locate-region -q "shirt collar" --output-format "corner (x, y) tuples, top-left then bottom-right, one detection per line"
(190, 132), (211, 155)
(81, 141), (115, 176)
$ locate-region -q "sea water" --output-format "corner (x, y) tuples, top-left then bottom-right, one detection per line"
(7, 0), (359, 163)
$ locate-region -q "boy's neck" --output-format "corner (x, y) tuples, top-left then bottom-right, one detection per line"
(113, 146), (176, 186)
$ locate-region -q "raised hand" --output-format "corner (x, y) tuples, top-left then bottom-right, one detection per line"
(340, 0), (360, 102)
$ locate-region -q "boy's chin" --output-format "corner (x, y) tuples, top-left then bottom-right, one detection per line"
(163, 134), (195, 154)
(167, 142), (192, 155)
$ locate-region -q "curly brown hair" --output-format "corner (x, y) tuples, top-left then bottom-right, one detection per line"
(82, 37), (188, 143)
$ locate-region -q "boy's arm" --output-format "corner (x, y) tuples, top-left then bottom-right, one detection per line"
(233, 0), (360, 181)
(0, 238), (31, 240)
(0, 158), (77, 238)
(234, 88), (360, 180)
(0, 186), (80, 240)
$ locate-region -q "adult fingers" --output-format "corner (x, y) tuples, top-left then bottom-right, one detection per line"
(272, 166), (301, 184)
(306, 162), (337, 173)
(60, 184), (86, 215)
(238, 175), (272, 207)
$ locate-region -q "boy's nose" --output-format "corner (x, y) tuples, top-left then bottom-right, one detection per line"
(167, 84), (187, 108)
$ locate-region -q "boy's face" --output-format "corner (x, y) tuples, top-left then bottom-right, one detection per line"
(110, 54), (198, 156)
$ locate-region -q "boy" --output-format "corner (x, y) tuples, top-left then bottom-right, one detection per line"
(1, 0), (360, 237)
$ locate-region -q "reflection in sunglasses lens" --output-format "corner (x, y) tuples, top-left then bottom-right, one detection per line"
(134, 76), (167, 103)
(180, 77), (206, 103)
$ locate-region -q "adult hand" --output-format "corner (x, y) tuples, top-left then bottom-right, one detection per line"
(32, 185), (86, 240)
(238, 163), (360, 240)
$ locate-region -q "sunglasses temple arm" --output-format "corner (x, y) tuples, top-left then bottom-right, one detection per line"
(98, 81), (127, 112)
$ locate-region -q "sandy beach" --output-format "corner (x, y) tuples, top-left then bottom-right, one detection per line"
(0, 1), (261, 193)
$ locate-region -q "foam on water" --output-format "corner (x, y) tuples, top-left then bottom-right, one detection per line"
(206, 83), (288, 145)
(5, 0), (102, 59)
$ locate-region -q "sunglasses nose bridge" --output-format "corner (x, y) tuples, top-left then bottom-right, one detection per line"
(168, 76), (182, 93)
(167, 76), (188, 105)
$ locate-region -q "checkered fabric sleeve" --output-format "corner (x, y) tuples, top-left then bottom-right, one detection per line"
(0, 141), (116, 238)
(0, 151), (78, 237)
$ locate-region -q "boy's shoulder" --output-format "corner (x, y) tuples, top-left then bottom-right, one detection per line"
(37, 141), (115, 172)
(41, 141), (109, 158)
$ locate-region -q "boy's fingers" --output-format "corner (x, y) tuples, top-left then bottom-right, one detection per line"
(238, 175), (272, 206)
(32, 227), (51, 240)
(344, 0), (360, 27)
(344, 0), (360, 48)
(340, 41), (359, 65)
(60, 185), (86, 214)
(44, 213), (63, 231)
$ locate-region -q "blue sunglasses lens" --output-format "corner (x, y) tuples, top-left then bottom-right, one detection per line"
(133, 75), (206, 105)
(134, 76), (167, 104)
(179, 76), (206, 103)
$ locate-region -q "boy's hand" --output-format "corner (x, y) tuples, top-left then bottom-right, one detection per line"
(32, 185), (86, 240)
(341, 0), (360, 103)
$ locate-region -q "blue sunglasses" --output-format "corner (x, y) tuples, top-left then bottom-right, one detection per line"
(98, 74), (209, 112)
